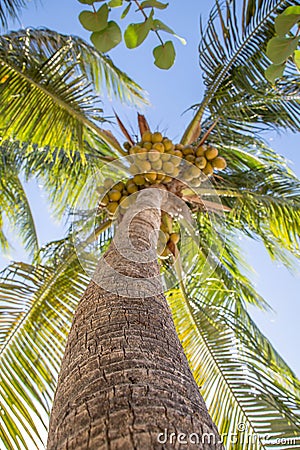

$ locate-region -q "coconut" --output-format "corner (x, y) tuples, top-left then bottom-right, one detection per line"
(205, 146), (219, 160)
(185, 154), (195, 163)
(163, 138), (174, 152)
(151, 159), (163, 170)
(143, 141), (152, 150)
(133, 174), (146, 186)
(152, 132), (163, 143)
(142, 131), (152, 142)
(137, 160), (152, 172)
(152, 142), (165, 153)
(195, 145), (207, 157)
(202, 162), (214, 176)
(148, 149), (161, 162)
(99, 194), (109, 207)
(182, 145), (194, 156)
(195, 156), (207, 169)
(162, 161), (175, 175)
(145, 172), (158, 183)
(108, 190), (122, 202)
(212, 156), (227, 170)
(107, 202), (119, 214)
(169, 233), (180, 244)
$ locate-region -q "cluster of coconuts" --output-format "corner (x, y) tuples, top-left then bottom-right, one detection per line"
(178, 143), (227, 186)
(97, 130), (227, 223)
(125, 131), (227, 188)
(157, 213), (180, 259)
(96, 177), (138, 218)
(126, 131), (180, 186)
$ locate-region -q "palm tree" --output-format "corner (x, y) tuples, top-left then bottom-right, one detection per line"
(1, 0), (300, 449)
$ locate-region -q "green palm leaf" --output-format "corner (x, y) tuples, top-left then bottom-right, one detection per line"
(182, 0), (300, 144)
(189, 137), (300, 268)
(0, 222), (113, 449)
(3, 139), (111, 221)
(0, 0), (31, 29)
(167, 284), (300, 449)
(0, 28), (146, 158)
(0, 141), (39, 256)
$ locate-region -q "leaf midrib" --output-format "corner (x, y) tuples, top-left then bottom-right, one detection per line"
(174, 283), (268, 449)
(0, 55), (125, 155)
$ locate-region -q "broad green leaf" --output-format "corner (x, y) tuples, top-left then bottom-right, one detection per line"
(265, 63), (285, 83)
(108, 0), (123, 7)
(153, 18), (187, 45)
(79, 4), (109, 32)
(140, 0), (168, 9)
(275, 6), (300, 36)
(153, 40), (175, 69)
(124, 13), (153, 49)
(294, 49), (300, 70)
(78, 0), (103, 3)
(78, 0), (95, 4)
(266, 36), (299, 64)
(121, 2), (131, 19)
(91, 21), (122, 53)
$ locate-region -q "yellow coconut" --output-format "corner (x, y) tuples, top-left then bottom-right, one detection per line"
(190, 165), (201, 178)
(185, 154), (195, 163)
(173, 149), (183, 159)
(145, 172), (158, 183)
(143, 141), (153, 150)
(195, 156), (207, 169)
(163, 138), (174, 152)
(133, 174), (146, 186)
(202, 162), (214, 176)
(169, 233), (180, 244)
(99, 194), (109, 207)
(151, 132), (163, 143)
(108, 190), (122, 202)
(205, 146), (218, 160)
(126, 183), (138, 194)
(152, 142), (165, 153)
(142, 131), (152, 142)
(114, 181), (125, 191)
(151, 159), (163, 170)
(161, 153), (171, 162)
(195, 145), (207, 157)
(148, 149), (161, 162)
(212, 156), (227, 170)
(107, 202), (119, 214)
(137, 160), (152, 172)
(162, 161), (175, 175)
(182, 145), (194, 156)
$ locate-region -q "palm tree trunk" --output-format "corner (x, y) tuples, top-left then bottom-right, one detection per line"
(47, 188), (223, 450)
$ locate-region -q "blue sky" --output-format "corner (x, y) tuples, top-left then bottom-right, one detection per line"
(1, 0), (300, 376)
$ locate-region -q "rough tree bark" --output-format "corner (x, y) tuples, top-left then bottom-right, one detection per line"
(47, 188), (224, 450)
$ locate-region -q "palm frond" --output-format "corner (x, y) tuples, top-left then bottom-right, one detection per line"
(11, 140), (110, 220)
(167, 284), (300, 449)
(0, 223), (113, 449)
(186, 134), (300, 268)
(0, 0), (31, 29)
(0, 28), (147, 157)
(0, 141), (39, 256)
(182, 0), (300, 144)
(212, 163), (300, 267)
(182, 217), (270, 310)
